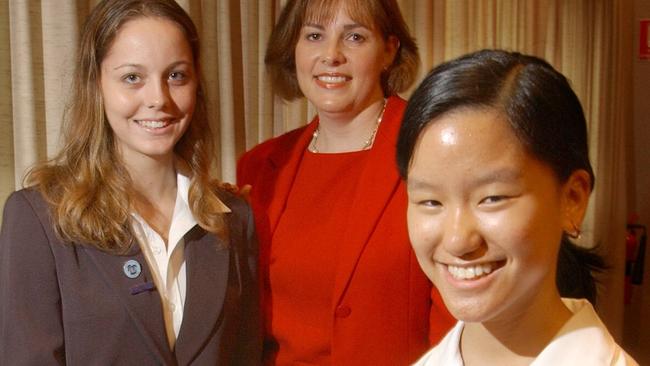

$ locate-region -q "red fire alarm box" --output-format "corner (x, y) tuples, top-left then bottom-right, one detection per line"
(641, 19), (650, 59)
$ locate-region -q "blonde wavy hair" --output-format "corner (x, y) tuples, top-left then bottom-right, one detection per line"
(26, 0), (227, 254)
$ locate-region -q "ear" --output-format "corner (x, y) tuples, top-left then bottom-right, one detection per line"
(383, 35), (400, 69)
(560, 169), (592, 236)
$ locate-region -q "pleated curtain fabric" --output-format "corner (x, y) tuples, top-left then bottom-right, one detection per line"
(0, 0), (633, 342)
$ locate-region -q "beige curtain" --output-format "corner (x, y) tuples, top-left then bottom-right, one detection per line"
(0, 0), (633, 340)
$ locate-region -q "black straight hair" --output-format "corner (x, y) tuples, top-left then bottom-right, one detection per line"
(396, 49), (605, 304)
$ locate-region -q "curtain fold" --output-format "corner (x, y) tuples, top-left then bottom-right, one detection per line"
(0, 0), (633, 340)
(0, 0), (15, 204)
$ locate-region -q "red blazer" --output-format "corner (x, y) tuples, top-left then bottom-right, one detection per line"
(237, 96), (454, 366)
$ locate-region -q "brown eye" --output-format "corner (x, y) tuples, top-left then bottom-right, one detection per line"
(347, 33), (365, 42)
(306, 32), (322, 41)
(420, 200), (442, 208)
(123, 74), (141, 84)
(480, 196), (508, 204)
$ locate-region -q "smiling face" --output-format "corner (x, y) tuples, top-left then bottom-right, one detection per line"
(100, 16), (197, 164)
(406, 108), (576, 324)
(294, 7), (396, 117)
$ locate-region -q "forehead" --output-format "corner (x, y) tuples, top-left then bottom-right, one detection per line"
(409, 108), (530, 178)
(304, 0), (379, 29)
(103, 17), (191, 61)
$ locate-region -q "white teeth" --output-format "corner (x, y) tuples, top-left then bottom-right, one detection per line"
(137, 120), (169, 129)
(448, 263), (496, 280)
(482, 264), (492, 274)
(317, 75), (347, 83)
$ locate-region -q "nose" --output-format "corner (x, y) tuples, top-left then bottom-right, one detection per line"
(320, 38), (345, 66)
(442, 207), (485, 259)
(145, 79), (170, 109)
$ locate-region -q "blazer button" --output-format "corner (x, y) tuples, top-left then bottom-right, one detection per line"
(335, 305), (351, 318)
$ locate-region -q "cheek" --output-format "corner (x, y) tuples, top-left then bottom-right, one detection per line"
(294, 44), (312, 74)
(356, 49), (388, 77)
(172, 86), (198, 114)
(407, 209), (439, 259)
(480, 208), (560, 265)
(101, 83), (138, 118)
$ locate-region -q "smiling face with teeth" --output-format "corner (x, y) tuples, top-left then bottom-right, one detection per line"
(406, 107), (582, 325)
(100, 16), (197, 165)
(294, 7), (397, 119)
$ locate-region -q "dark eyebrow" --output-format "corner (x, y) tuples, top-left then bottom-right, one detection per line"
(113, 60), (192, 71)
(303, 23), (325, 30)
(343, 23), (366, 31)
(471, 168), (522, 187)
(407, 168), (521, 191)
(168, 60), (193, 69)
(302, 22), (367, 31)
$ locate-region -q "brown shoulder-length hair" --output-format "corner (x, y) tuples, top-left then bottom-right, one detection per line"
(265, 0), (420, 100)
(26, 0), (227, 254)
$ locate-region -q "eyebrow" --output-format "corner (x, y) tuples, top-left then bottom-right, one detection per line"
(407, 168), (522, 191)
(113, 63), (140, 70)
(112, 60), (192, 71)
(302, 22), (366, 31)
(471, 168), (522, 187)
(406, 178), (439, 191)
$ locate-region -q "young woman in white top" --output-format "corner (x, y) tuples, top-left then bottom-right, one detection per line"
(396, 49), (637, 365)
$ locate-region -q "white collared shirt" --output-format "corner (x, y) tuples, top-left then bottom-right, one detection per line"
(413, 298), (638, 366)
(131, 171), (197, 350)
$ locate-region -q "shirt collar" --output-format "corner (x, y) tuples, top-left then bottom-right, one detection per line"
(532, 298), (622, 365)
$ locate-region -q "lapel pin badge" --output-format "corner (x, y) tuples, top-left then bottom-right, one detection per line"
(130, 281), (156, 295)
(123, 259), (142, 279)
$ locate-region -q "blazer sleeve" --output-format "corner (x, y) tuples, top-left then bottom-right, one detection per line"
(0, 191), (66, 364)
(232, 198), (263, 365)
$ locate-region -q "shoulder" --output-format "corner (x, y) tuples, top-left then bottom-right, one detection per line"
(384, 95), (407, 120)
(373, 96), (408, 142)
(216, 189), (250, 219)
(239, 125), (309, 164)
(237, 124), (311, 185)
(2, 188), (50, 222)
(534, 298), (639, 365)
(213, 189), (258, 259)
(1, 188), (62, 262)
(214, 188), (255, 238)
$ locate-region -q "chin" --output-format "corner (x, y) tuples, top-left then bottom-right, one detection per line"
(440, 295), (496, 323)
(315, 101), (348, 113)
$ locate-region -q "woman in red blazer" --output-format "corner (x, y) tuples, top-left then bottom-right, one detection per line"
(237, 0), (454, 364)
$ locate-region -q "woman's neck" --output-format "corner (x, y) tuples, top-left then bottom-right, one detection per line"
(460, 287), (572, 366)
(124, 153), (178, 245)
(312, 97), (387, 153)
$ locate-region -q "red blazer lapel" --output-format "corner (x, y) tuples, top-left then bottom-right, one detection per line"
(331, 96), (406, 306)
(258, 121), (317, 243)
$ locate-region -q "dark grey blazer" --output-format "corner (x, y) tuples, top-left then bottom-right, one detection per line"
(0, 188), (261, 365)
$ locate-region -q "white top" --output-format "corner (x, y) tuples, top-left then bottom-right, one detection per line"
(130, 171), (202, 349)
(413, 298), (638, 366)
